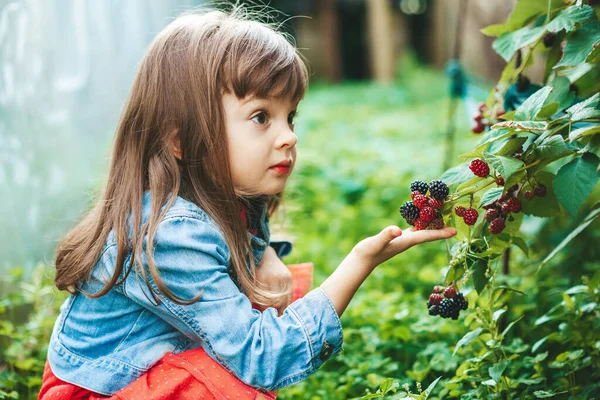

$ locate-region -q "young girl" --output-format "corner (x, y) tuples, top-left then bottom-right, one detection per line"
(39, 5), (456, 399)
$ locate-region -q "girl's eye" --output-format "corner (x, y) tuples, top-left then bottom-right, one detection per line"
(251, 112), (268, 125)
(288, 111), (297, 126)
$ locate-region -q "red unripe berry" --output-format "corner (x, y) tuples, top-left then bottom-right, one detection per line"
(444, 286), (457, 298)
(429, 293), (443, 305)
(410, 191), (420, 200)
(428, 218), (444, 230)
(420, 207), (436, 223)
(455, 205), (466, 217)
(472, 123), (485, 134)
(469, 159), (490, 178)
(473, 114), (484, 123)
(413, 194), (429, 209)
(496, 176), (505, 186)
(433, 285), (445, 294)
(485, 209), (499, 221)
(415, 219), (428, 231)
(429, 198), (443, 209)
(489, 218), (506, 234)
(501, 203), (511, 215)
(507, 197), (521, 213)
(524, 190), (535, 200)
(478, 103), (487, 113)
(463, 208), (479, 225)
(534, 185), (547, 197)
(496, 109), (506, 118)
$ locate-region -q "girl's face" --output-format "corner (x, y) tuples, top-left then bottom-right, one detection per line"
(223, 92), (299, 195)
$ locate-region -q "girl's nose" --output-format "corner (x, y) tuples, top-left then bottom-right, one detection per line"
(275, 125), (297, 149)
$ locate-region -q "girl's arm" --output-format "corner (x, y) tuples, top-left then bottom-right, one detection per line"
(321, 226), (456, 316)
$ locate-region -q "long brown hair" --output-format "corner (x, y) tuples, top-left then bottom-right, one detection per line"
(54, 5), (308, 308)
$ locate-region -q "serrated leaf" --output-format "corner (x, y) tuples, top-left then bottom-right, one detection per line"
(546, 5), (596, 33)
(554, 153), (600, 217)
(566, 92), (599, 116)
(440, 163), (473, 186)
(511, 236), (529, 257)
(538, 207), (600, 271)
(472, 258), (489, 294)
(484, 152), (525, 181)
(514, 86), (553, 121)
(534, 135), (572, 161)
(481, 0), (564, 37)
(497, 137), (528, 156)
(569, 124), (600, 141)
(555, 21), (600, 68)
(489, 360), (508, 382)
(522, 171), (562, 218)
(493, 26), (546, 62)
(493, 120), (548, 131)
(546, 76), (576, 110)
(557, 63), (594, 82)
(480, 188), (504, 207)
(453, 327), (483, 357)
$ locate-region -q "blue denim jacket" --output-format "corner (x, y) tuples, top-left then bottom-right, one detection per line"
(47, 192), (344, 395)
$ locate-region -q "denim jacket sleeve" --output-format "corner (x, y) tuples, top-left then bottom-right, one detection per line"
(123, 212), (343, 391)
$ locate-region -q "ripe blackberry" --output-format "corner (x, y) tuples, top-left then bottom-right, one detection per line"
(489, 217), (505, 234)
(524, 190), (535, 200)
(428, 218), (444, 230)
(543, 32), (556, 48)
(410, 180), (429, 195)
(415, 219), (428, 231)
(413, 194), (429, 209)
(429, 293), (443, 305)
(438, 299), (454, 318)
(506, 197), (521, 213)
(429, 198), (443, 209)
(400, 201), (420, 225)
(516, 75), (530, 92)
(469, 159), (490, 178)
(455, 206), (466, 217)
(444, 286), (457, 298)
(463, 208), (479, 226)
(428, 305), (439, 316)
(455, 292), (468, 310)
(420, 207), (436, 223)
(485, 209), (499, 221)
(429, 180), (449, 200)
(450, 308), (460, 320)
(534, 185), (547, 197)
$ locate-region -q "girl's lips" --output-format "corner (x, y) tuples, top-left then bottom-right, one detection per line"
(270, 165), (291, 174)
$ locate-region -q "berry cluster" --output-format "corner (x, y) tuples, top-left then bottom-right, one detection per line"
(481, 186), (523, 235)
(471, 103), (506, 134)
(399, 180), (449, 230)
(454, 205), (479, 226)
(427, 286), (468, 320)
(524, 184), (547, 200)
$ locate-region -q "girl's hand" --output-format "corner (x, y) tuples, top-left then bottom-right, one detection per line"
(255, 246), (294, 315)
(353, 226), (457, 270)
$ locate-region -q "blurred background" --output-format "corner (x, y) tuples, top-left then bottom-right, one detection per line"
(2, 1), (599, 399)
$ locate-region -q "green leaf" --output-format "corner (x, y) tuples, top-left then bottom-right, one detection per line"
(489, 360), (508, 382)
(424, 377), (442, 397)
(538, 207), (600, 271)
(534, 135), (573, 161)
(514, 86), (553, 121)
(546, 76), (576, 111)
(554, 153), (600, 217)
(481, 0), (564, 36)
(496, 137), (528, 156)
(501, 316), (524, 338)
(555, 21), (600, 68)
(492, 26), (546, 62)
(557, 63), (594, 82)
(453, 327), (483, 357)
(493, 309), (507, 322)
(536, 102), (560, 120)
(480, 188), (504, 207)
(522, 171), (562, 217)
(484, 152), (525, 181)
(567, 93), (600, 121)
(546, 5), (596, 33)
(471, 258), (489, 294)
(492, 120), (548, 131)
(511, 236), (529, 257)
(569, 124), (600, 142)
(440, 163), (474, 186)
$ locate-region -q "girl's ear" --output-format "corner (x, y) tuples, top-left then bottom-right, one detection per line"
(169, 128), (182, 160)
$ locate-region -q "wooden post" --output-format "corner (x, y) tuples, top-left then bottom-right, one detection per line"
(318, 0), (342, 82)
(366, 0), (396, 83)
